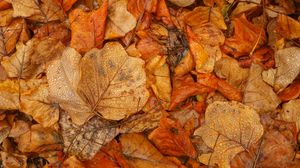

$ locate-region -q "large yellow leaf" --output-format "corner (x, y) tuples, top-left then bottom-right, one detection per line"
(194, 101), (263, 168)
(78, 42), (149, 120)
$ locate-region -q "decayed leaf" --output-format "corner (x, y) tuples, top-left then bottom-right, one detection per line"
(59, 112), (119, 160)
(69, 0), (108, 53)
(17, 124), (62, 153)
(214, 57), (249, 91)
(194, 101), (263, 168)
(47, 47), (91, 125)
(276, 14), (300, 39)
(148, 116), (197, 158)
(222, 14), (266, 58)
(280, 99), (300, 131)
(105, 0), (137, 39)
(0, 152), (27, 168)
(20, 84), (59, 127)
(11, 0), (64, 22)
(2, 37), (64, 79)
(243, 64), (281, 113)
(274, 47), (300, 92)
(77, 42), (149, 120)
(278, 82), (300, 101)
(168, 0), (194, 7)
(0, 18), (28, 57)
(184, 6), (227, 30)
(120, 133), (178, 168)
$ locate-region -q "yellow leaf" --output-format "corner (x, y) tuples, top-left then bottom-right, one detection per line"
(194, 101), (263, 168)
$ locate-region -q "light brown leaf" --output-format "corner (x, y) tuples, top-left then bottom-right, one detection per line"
(69, 0), (108, 53)
(280, 99), (300, 131)
(59, 112), (119, 160)
(174, 51), (195, 76)
(8, 120), (29, 138)
(274, 47), (300, 92)
(168, 0), (194, 7)
(194, 101), (263, 168)
(105, 0), (137, 39)
(11, 0), (64, 22)
(120, 133), (178, 168)
(0, 9), (13, 27)
(62, 156), (85, 168)
(276, 14), (300, 39)
(0, 152), (27, 168)
(243, 64), (281, 113)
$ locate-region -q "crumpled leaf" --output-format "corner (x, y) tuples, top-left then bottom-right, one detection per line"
(278, 82), (300, 102)
(168, 0), (194, 7)
(59, 112), (119, 160)
(0, 152), (27, 168)
(280, 99), (300, 131)
(77, 42), (149, 120)
(276, 14), (300, 39)
(105, 0), (137, 39)
(69, 0), (108, 53)
(274, 47), (300, 92)
(194, 101), (263, 168)
(11, 0), (64, 22)
(243, 64), (281, 113)
(148, 116), (197, 158)
(8, 120), (30, 138)
(2, 38), (64, 79)
(17, 124), (63, 153)
(0, 18), (29, 57)
(120, 133), (178, 168)
(184, 6), (227, 30)
(222, 14), (266, 58)
(20, 84), (59, 127)
(215, 57), (249, 91)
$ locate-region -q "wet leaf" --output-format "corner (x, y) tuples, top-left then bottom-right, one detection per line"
(194, 101), (263, 168)
(69, 0), (108, 53)
(243, 64), (281, 113)
(148, 116), (197, 158)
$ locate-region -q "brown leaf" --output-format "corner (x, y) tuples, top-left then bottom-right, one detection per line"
(105, 0), (136, 39)
(8, 120), (30, 138)
(280, 99), (300, 131)
(120, 133), (178, 168)
(148, 116), (197, 158)
(194, 101), (263, 168)
(174, 51), (195, 77)
(217, 78), (243, 102)
(69, 0), (107, 53)
(0, 0), (12, 10)
(222, 14), (266, 58)
(278, 82), (300, 102)
(156, 0), (173, 27)
(11, 0), (64, 22)
(59, 112), (119, 160)
(0, 152), (27, 168)
(168, 0), (194, 7)
(55, 0), (78, 12)
(276, 14), (300, 39)
(274, 47), (300, 92)
(243, 64), (281, 113)
(0, 9), (13, 27)
(62, 156), (85, 168)
(33, 22), (70, 43)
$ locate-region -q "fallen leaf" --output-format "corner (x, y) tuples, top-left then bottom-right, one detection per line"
(0, 152), (27, 168)
(262, 68), (276, 86)
(276, 14), (300, 39)
(33, 22), (70, 43)
(174, 51), (195, 76)
(17, 124), (63, 153)
(105, 0), (137, 39)
(148, 116), (197, 158)
(8, 120), (30, 138)
(77, 42), (149, 120)
(0, 9), (13, 26)
(0, 79), (20, 110)
(280, 99), (300, 131)
(0, 120), (10, 144)
(56, 0), (78, 12)
(278, 82), (300, 102)
(194, 101), (263, 168)
(222, 14), (266, 58)
(274, 47), (300, 92)
(120, 133), (178, 168)
(62, 156), (85, 168)
(156, 0), (173, 27)
(168, 0), (194, 7)
(0, 0), (11, 10)
(243, 64), (281, 113)
(231, 2), (259, 16)
(11, 0), (64, 22)
(59, 112), (119, 160)
(217, 78), (243, 102)
(69, 0), (108, 53)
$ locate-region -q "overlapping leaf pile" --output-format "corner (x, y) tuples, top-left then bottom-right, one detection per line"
(1, 0), (300, 167)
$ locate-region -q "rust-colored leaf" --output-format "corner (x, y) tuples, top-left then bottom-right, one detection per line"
(278, 82), (300, 102)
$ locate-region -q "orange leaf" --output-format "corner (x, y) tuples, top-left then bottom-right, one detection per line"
(69, 0), (108, 53)
(156, 0), (174, 27)
(33, 23), (70, 43)
(0, 0), (11, 10)
(217, 78), (243, 102)
(222, 14), (266, 58)
(278, 82), (300, 102)
(148, 116), (197, 158)
(276, 14), (300, 39)
(169, 74), (214, 110)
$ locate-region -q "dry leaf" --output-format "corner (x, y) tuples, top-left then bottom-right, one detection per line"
(105, 0), (137, 39)
(0, 120), (10, 144)
(33, 22), (70, 43)
(8, 120), (29, 138)
(69, 0), (108, 53)
(62, 156), (85, 168)
(280, 99), (300, 131)
(184, 6), (227, 30)
(77, 42), (149, 120)
(0, 152), (27, 168)
(11, 0), (64, 22)
(243, 64), (281, 113)
(148, 116), (197, 158)
(276, 14), (300, 39)
(59, 112), (119, 160)
(0, 0), (11, 10)
(120, 133), (178, 168)
(0, 9), (13, 27)
(274, 47), (300, 92)
(17, 124), (62, 153)
(194, 101), (263, 168)
(278, 82), (300, 102)
(174, 51), (195, 76)
(168, 0), (194, 7)
(214, 57), (249, 91)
